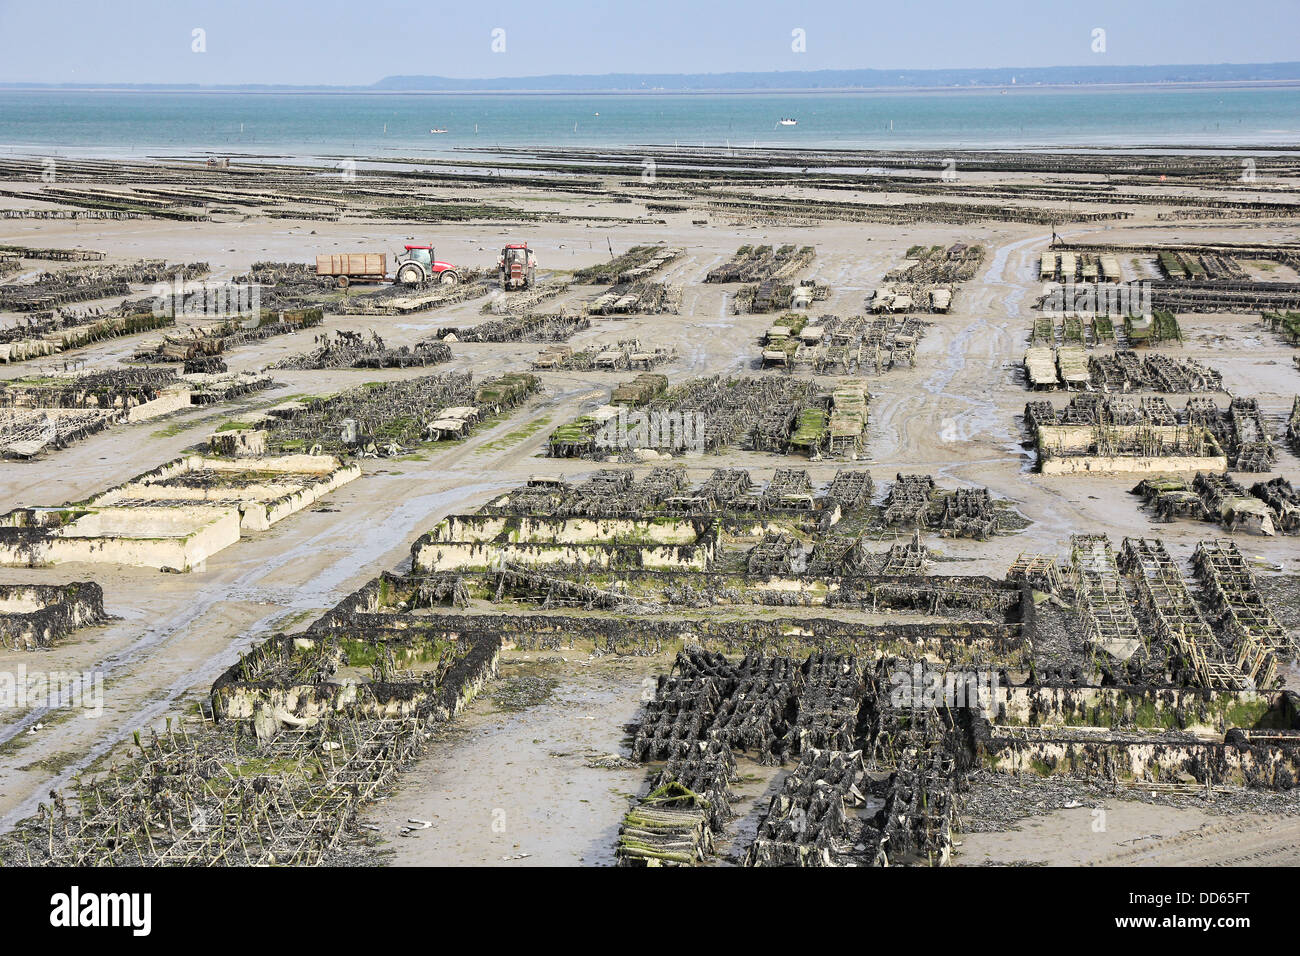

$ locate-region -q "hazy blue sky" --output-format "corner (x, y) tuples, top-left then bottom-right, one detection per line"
(1, 0), (1297, 85)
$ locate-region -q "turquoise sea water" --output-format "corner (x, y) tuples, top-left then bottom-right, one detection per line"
(0, 88), (1297, 158)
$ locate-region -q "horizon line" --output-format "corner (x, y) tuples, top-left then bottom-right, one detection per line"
(3, 60), (1299, 92)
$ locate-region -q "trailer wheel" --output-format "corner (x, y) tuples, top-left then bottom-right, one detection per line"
(336, 275), (350, 289)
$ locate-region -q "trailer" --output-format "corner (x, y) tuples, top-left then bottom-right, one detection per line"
(316, 254), (387, 289)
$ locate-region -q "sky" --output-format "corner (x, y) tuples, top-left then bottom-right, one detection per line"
(0, 0), (1297, 86)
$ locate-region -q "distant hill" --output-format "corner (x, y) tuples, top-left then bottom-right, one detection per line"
(371, 63), (1300, 92)
(5, 62), (1300, 93)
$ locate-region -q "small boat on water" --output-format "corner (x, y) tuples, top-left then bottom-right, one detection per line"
(430, 128), (448, 134)
(778, 118), (797, 126)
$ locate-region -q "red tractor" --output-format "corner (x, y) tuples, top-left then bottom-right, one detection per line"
(497, 242), (536, 290)
(394, 245), (460, 286)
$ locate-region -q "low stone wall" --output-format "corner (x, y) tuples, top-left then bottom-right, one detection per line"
(205, 428), (267, 456)
(242, 464), (361, 531)
(1036, 423), (1227, 475)
(306, 602), (1026, 661)
(979, 729), (1300, 788)
(0, 453), (358, 570)
(0, 581), (108, 649)
(210, 631), (502, 725)
(413, 524), (718, 572)
(1040, 452), (1229, 476)
(124, 387), (192, 422)
(431, 514), (705, 546)
(0, 506), (241, 571)
(994, 684), (1289, 735)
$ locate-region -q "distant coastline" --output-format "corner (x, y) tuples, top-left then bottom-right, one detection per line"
(3, 61), (1300, 95)
(4, 81), (1300, 96)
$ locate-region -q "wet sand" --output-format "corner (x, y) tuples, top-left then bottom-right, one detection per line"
(959, 803), (1300, 866)
(0, 159), (1298, 861)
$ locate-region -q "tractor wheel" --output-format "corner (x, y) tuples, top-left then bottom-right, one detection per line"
(336, 275), (350, 290)
(397, 264), (423, 286)
(439, 270), (459, 285)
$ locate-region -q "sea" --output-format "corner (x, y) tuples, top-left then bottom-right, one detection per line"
(0, 87), (1297, 160)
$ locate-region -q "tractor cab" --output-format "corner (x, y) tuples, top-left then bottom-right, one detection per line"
(497, 242), (537, 290)
(404, 244), (434, 267)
